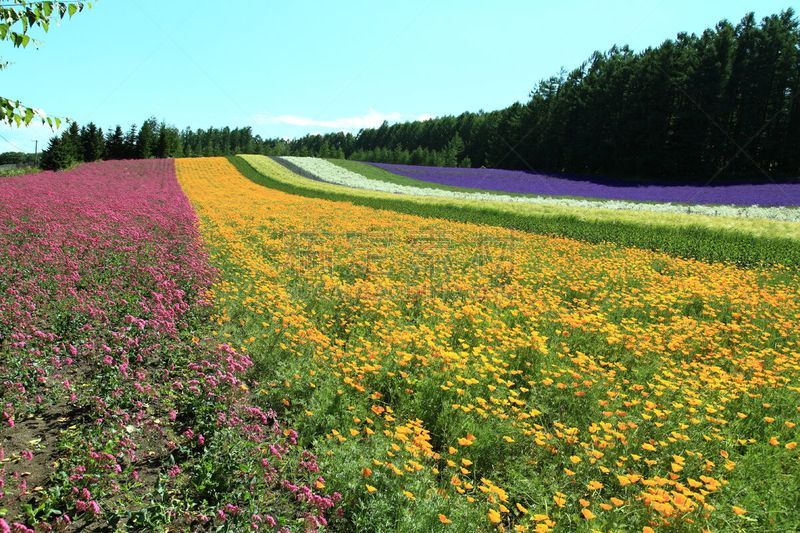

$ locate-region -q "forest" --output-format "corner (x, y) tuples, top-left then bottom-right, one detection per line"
(38, 9), (799, 182)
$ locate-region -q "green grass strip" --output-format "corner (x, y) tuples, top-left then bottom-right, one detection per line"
(230, 155), (800, 267)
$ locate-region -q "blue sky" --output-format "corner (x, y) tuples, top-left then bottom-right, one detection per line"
(0, 0), (794, 152)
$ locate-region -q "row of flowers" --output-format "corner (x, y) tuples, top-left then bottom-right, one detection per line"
(276, 156), (800, 222)
(183, 155), (800, 531)
(0, 160), (339, 531)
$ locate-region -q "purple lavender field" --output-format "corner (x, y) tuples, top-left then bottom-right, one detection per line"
(371, 163), (800, 207)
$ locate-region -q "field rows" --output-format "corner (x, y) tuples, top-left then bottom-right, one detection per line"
(1, 158), (798, 531)
(237, 155), (800, 267)
(276, 156), (800, 222)
(0, 161), (340, 531)
(177, 157), (800, 531)
(369, 163), (800, 208)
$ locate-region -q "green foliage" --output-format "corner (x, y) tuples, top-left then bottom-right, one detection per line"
(40, 117), (188, 170)
(0, 165), (37, 177)
(104, 125), (126, 159)
(79, 122), (104, 161)
(156, 121), (181, 157)
(0, 2), (90, 128)
(135, 117), (158, 159)
(231, 155), (800, 267)
(0, 150), (36, 165)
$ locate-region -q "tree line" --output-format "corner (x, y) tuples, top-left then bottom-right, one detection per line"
(0, 151), (37, 166)
(40, 119), (269, 170)
(278, 9), (799, 182)
(41, 9), (798, 181)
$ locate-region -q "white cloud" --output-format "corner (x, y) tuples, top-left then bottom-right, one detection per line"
(416, 113), (436, 122)
(253, 108), (434, 132)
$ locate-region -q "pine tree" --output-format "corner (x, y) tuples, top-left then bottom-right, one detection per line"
(106, 126), (126, 160)
(40, 132), (78, 171)
(124, 125), (138, 159)
(136, 117), (158, 159)
(80, 122), (105, 162)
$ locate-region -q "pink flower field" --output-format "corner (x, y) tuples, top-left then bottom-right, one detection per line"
(0, 161), (339, 531)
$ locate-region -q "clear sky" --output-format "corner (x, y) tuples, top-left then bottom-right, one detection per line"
(0, 0), (794, 153)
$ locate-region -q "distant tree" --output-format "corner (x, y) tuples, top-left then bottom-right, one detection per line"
(444, 133), (465, 167)
(105, 126), (126, 159)
(80, 122), (105, 161)
(0, 151), (35, 165)
(123, 124), (138, 158)
(40, 130), (78, 171)
(136, 117), (158, 159)
(64, 122), (80, 161)
(256, 9), (798, 181)
(155, 122), (181, 158)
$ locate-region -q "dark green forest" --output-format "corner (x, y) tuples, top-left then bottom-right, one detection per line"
(39, 9), (799, 182)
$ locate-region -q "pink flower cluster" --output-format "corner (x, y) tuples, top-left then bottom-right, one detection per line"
(0, 161), (339, 530)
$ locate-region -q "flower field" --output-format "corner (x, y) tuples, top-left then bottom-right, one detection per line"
(1, 156), (798, 531)
(371, 163), (800, 208)
(0, 161), (340, 531)
(239, 155), (800, 267)
(275, 156), (800, 222)
(176, 156), (800, 531)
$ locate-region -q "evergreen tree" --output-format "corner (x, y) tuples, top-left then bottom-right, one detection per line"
(155, 122), (181, 158)
(80, 122), (105, 162)
(40, 132), (78, 171)
(106, 126), (126, 160)
(254, 9), (798, 181)
(124, 125), (138, 159)
(136, 117), (158, 159)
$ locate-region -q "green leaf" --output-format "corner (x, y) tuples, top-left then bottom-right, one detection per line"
(24, 107), (34, 125)
(26, 8), (37, 28)
(68, 4), (78, 18)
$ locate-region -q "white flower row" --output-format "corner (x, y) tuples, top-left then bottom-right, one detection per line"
(276, 156), (800, 222)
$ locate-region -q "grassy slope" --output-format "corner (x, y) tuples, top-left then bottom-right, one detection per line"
(233, 155), (800, 267)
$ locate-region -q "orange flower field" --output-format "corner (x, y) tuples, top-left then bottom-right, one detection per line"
(176, 157), (800, 532)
